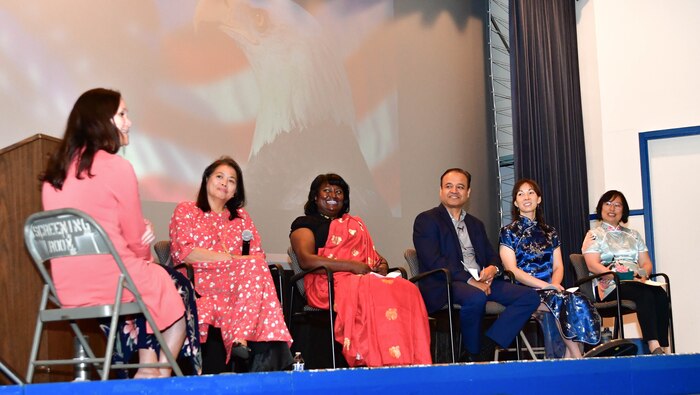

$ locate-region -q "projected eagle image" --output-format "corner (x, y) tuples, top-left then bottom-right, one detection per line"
(194, 0), (388, 216)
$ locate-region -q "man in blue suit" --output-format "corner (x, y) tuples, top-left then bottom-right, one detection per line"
(413, 168), (539, 361)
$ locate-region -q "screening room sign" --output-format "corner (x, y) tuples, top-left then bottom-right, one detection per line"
(30, 216), (104, 257)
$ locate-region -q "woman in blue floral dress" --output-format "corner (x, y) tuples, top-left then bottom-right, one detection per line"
(499, 179), (600, 358)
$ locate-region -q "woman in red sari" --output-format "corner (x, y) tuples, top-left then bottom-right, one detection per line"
(290, 174), (432, 367)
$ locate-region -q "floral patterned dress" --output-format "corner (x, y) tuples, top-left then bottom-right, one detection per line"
(169, 202), (292, 363)
(500, 216), (601, 355)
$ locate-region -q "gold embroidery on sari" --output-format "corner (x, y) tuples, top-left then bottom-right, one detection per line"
(389, 346), (401, 359)
(385, 308), (398, 320)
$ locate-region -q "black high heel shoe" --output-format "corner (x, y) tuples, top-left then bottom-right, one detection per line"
(232, 342), (251, 360)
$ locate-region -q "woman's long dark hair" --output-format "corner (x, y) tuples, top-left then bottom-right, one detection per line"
(511, 178), (545, 224)
(40, 88), (122, 189)
(303, 173), (350, 216)
(196, 156), (245, 220)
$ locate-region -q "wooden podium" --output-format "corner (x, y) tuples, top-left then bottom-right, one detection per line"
(0, 134), (72, 383)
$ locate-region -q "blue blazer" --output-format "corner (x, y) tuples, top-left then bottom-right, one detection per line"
(413, 205), (503, 313)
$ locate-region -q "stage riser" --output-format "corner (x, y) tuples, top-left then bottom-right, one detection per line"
(3, 354), (699, 395)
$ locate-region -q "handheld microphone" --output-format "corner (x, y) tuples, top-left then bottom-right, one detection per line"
(241, 230), (253, 256)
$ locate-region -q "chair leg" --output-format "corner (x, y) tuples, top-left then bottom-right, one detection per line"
(612, 316), (625, 340)
(328, 309), (336, 369)
(103, 282), (126, 380)
(0, 359), (23, 385)
(447, 308), (456, 363)
(26, 285), (50, 384)
(668, 304), (675, 353)
(518, 331), (538, 360)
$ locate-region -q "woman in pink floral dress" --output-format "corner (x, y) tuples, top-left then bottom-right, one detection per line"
(169, 156), (292, 372)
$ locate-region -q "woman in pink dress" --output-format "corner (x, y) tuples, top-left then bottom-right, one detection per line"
(41, 88), (187, 378)
(169, 156), (292, 373)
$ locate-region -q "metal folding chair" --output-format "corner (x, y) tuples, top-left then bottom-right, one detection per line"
(24, 208), (182, 382)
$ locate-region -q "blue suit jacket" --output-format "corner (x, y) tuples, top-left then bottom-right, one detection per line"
(413, 204), (504, 313)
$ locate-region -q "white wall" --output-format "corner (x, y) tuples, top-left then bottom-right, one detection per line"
(576, 0), (700, 352)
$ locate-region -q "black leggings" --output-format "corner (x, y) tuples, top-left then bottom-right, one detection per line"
(602, 281), (670, 346)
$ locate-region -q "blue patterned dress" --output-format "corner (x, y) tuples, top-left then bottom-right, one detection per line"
(500, 216), (601, 356)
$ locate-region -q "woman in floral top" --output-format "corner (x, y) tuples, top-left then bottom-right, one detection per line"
(500, 179), (600, 358)
(169, 156), (292, 372)
(582, 190), (670, 354)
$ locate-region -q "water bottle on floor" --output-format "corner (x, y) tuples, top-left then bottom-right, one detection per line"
(292, 352), (305, 371)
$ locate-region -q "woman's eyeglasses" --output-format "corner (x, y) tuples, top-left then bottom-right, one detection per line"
(604, 201), (622, 209)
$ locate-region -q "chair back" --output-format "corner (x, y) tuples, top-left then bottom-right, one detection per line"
(287, 247), (307, 298)
(153, 240), (172, 267)
(24, 208), (126, 303)
(403, 248), (420, 278)
(569, 253), (595, 301)
(23, 208), (184, 381)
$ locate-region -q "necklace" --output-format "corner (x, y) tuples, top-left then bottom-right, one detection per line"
(319, 213), (334, 220)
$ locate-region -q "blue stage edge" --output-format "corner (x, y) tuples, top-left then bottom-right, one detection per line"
(3, 354), (699, 395)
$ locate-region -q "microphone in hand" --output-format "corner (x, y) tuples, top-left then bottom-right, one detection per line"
(241, 229), (253, 256)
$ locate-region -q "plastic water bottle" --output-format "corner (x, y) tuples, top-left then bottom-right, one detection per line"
(292, 352), (305, 371)
(73, 336), (91, 381)
(600, 328), (613, 344)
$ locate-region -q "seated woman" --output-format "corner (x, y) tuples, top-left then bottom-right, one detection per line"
(41, 88), (196, 378)
(169, 156), (292, 372)
(290, 173), (432, 367)
(582, 190), (671, 354)
(499, 179), (601, 358)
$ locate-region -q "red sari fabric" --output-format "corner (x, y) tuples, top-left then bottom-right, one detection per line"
(306, 214), (432, 367)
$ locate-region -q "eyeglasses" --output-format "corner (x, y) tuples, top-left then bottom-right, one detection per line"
(604, 201), (622, 209)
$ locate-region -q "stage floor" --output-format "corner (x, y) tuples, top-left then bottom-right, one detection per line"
(2, 353), (699, 395)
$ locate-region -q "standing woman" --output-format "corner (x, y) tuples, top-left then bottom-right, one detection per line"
(499, 179), (601, 358)
(41, 88), (190, 378)
(582, 190), (671, 354)
(169, 156), (292, 373)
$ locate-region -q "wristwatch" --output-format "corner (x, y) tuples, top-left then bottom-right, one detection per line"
(493, 265), (501, 276)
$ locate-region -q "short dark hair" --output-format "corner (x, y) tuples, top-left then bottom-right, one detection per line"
(196, 156), (245, 220)
(595, 190), (630, 223)
(41, 88), (122, 189)
(510, 178), (545, 223)
(440, 168), (472, 189)
(303, 173), (350, 216)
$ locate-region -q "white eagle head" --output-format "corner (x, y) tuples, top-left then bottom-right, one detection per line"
(194, 0), (355, 156)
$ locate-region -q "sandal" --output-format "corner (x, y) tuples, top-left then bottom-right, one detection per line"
(651, 347), (666, 355)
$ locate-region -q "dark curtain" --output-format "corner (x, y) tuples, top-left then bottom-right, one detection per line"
(509, 0), (588, 287)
